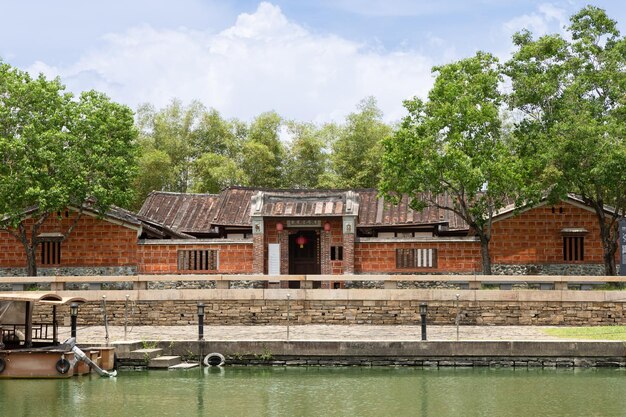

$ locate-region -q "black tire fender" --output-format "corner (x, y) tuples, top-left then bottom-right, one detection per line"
(56, 358), (71, 374)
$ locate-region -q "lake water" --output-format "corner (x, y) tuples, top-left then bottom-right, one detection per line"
(1, 367), (625, 417)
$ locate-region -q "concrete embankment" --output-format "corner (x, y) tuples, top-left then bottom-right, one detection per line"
(111, 340), (626, 368)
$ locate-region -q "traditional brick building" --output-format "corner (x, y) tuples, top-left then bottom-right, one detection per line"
(0, 187), (620, 279)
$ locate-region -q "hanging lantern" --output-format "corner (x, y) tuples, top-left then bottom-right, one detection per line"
(296, 235), (307, 248)
(276, 222), (284, 231)
(324, 221), (331, 232)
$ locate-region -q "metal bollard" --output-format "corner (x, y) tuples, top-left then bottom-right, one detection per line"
(419, 303), (428, 341)
(101, 295), (109, 346)
(124, 294), (130, 340)
(455, 294), (460, 341)
(286, 294), (291, 341)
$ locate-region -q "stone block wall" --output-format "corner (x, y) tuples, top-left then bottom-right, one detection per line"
(34, 298), (626, 327)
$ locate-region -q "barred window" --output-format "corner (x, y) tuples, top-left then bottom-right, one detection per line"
(178, 250), (218, 271)
(563, 236), (584, 261)
(41, 241), (61, 265)
(330, 246), (343, 261)
(396, 248), (437, 269)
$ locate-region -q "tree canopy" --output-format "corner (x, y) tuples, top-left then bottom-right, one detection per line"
(381, 52), (518, 274)
(505, 5), (626, 275)
(0, 61), (138, 276)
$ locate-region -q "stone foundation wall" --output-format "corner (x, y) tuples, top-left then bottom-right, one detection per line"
(0, 266), (138, 291)
(34, 299), (626, 327)
(218, 356), (625, 368)
(492, 264), (606, 276)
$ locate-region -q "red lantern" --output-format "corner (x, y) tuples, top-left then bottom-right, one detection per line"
(296, 235), (307, 248)
(276, 222), (284, 231)
(323, 221), (331, 232)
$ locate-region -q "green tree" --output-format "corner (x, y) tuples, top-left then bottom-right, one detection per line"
(330, 97), (391, 188)
(381, 52), (517, 274)
(191, 153), (245, 193)
(242, 111), (286, 188)
(135, 99), (204, 193)
(193, 108), (243, 160)
(284, 121), (329, 188)
(0, 62), (138, 276)
(505, 6), (626, 275)
(132, 147), (174, 209)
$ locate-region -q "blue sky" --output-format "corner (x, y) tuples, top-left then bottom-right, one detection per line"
(2, 1), (625, 123)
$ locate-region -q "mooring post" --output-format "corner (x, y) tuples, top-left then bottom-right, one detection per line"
(197, 302), (205, 364)
(455, 293), (461, 341)
(286, 293), (291, 341)
(124, 294), (130, 340)
(102, 295), (109, 346)
(419, 302), (428, 341)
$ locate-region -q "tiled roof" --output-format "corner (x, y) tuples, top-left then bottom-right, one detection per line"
(357, 191), (469, 230)
(139, 187), (470, 232)
(138, 192), (221, 234)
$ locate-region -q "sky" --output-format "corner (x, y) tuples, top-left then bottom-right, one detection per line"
(2, 1), (626, 124)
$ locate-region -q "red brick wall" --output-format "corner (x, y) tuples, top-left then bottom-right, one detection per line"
(355, 241), (481, 273)
(490, 202), (608, 265)
(138, 243), (253, 274)
(0, 212), (138, 268)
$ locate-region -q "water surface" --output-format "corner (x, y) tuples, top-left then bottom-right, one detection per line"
(1, 367), (625, 417)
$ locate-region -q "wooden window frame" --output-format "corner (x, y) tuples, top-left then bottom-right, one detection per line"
(396, 248), (437, 269)
(563, 236), (584, 262)
(177, 249), (219, 271)
(41, 240), (61, 265)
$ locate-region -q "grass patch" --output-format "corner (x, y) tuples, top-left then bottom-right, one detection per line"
(544, 326), (626, 340)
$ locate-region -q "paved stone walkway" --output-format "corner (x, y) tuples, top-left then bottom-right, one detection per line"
(59, 324), (593, 344)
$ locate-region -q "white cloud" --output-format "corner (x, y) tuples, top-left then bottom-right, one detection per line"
(27, 2), (434, 123)
(503, 3), (567, 37)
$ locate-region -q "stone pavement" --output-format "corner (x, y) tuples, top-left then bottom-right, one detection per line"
(60, 324), (594, 344)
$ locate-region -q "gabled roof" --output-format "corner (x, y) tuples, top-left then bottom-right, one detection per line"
(357, 191), (469, 230)
(138, 187), (471, 232)
(138, 192), (221, 234)
(491, 194), (619, 223)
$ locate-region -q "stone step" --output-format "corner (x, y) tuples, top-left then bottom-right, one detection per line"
(169, 362), (200, 370)
(111, 341), (145, 359)
(149, 355), (182, 368)
(129, 348), (163, 361)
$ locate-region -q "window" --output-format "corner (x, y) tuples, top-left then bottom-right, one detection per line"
(330, 246), (343, 261)
(563, 236), (584, 261)
(41, 241), (61, 265)
(178, 250), (218, 271)
(396, 248), (437, 269)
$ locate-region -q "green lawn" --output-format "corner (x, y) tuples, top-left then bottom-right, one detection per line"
(544, 326), (626, 340)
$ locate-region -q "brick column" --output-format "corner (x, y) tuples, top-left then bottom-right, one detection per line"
(279, 230), (289, 275)
(252, 217), (264, 274)
(342, 216), (356, 274)
(321, 229), (331, 275)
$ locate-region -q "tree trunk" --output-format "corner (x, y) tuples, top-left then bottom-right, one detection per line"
(599, 222), (617, 276)
(479, 234), (492, 275)
(25, 244), (38, 277)
(590, 202), (618, 276)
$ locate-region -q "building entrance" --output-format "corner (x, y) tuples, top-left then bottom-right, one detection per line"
(288, 230), (320, 280)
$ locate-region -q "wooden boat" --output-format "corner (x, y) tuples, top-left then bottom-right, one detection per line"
(0, 293), (116, 378)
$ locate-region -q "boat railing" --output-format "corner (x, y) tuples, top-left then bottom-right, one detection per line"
(1, 323), (57, 347)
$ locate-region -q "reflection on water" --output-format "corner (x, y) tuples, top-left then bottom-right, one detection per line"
(1, 367), (626, 417)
